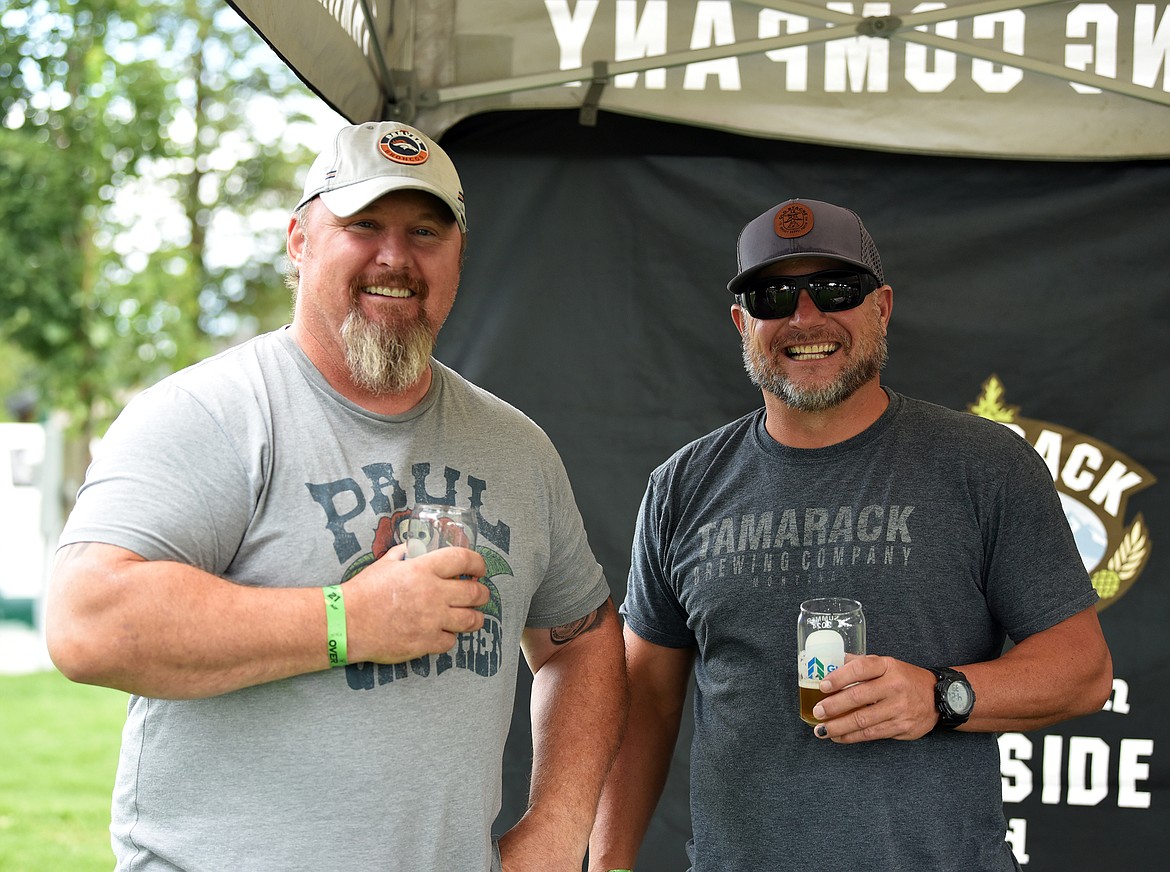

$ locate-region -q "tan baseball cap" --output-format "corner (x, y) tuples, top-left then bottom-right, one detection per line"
(296, 122), (467, 231)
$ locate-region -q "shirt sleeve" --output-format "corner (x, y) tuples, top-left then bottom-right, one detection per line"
(523, 438), (611, 628)
(621, 469), (696, 649)
(982, 437), (1100, 641)
(59, 381), (256, 576)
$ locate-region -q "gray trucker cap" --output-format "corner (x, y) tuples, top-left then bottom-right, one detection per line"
(727, 198), (884, 293)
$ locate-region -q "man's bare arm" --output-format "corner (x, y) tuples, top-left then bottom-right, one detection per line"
(46, 540), (488, 699)
(498, 598), (628, 872)
(813, 606), (1112, 742)
(588, 629), (695, 872)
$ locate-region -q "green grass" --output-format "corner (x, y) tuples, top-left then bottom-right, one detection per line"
(0, 670), (127, 872)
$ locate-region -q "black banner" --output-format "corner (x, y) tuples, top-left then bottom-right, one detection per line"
(437, 109), (1168, 870)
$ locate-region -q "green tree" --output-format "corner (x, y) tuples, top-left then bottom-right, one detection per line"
(0, 0), (322, 497)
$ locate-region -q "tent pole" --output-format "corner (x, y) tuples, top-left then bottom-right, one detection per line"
(579, 62), (609, 127)
(357, 0), (408, 119)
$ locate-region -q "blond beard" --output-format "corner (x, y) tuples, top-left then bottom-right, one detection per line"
(741, 308), (887, 413)
(341, 309), (435, 395)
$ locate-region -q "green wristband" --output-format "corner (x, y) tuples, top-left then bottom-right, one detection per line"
(323, 584), (347, 667)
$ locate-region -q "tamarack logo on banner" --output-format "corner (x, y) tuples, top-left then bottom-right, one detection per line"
(968, 376), (1155, 610)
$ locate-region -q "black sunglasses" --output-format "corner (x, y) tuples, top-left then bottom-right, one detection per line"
(735, 269), (881, 320)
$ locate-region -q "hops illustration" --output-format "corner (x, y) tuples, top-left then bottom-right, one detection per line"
(1091, 569), (1121, 599)
(1092, 518), (1149, 602)
(968, 375), (1019, 423)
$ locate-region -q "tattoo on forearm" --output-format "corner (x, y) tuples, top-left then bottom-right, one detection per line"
(549, 599), (611, 645)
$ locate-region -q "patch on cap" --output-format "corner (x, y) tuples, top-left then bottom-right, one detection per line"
(378, 129), (429, 166)
(774, 202), (814, 239)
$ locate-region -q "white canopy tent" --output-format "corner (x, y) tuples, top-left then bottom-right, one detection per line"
(228, 0), (1170, 159)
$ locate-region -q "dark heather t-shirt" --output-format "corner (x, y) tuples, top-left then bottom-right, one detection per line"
(623, 388), (1097, 872)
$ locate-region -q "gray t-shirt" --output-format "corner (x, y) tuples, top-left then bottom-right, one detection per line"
(623, 389), (1098, 872)
(61, 327), (609, 872)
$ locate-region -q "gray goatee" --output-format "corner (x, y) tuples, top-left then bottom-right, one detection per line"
(341, 308), (435, 395)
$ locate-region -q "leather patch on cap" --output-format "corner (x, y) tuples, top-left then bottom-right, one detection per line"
(774, 203), (814, 238)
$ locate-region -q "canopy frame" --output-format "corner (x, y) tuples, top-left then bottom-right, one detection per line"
(415, 0), (1170, 115)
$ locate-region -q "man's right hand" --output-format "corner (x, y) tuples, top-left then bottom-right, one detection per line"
(343, 543), (489, 665)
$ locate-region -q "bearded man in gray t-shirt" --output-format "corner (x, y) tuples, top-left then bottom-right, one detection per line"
(48, 122), (627, 872)
(588, 198), (1112, 872)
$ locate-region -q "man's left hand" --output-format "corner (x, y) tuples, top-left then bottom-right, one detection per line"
(811, 654), (938, 742)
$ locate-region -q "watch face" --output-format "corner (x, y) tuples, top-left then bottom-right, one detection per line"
(946, 681), (973, 714)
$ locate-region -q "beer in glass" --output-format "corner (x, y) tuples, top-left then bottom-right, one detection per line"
(797, 598), (865, 726)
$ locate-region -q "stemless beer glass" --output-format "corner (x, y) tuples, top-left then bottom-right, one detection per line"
(797, 598), (866, 726)
(398, 504), (478, 558)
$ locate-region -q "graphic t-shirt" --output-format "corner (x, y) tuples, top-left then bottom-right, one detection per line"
(623, 390), (1098, 872)
(61, 327), (609, 872)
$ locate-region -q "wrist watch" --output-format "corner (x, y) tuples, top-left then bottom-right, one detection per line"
(928, 666), (975, 729)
